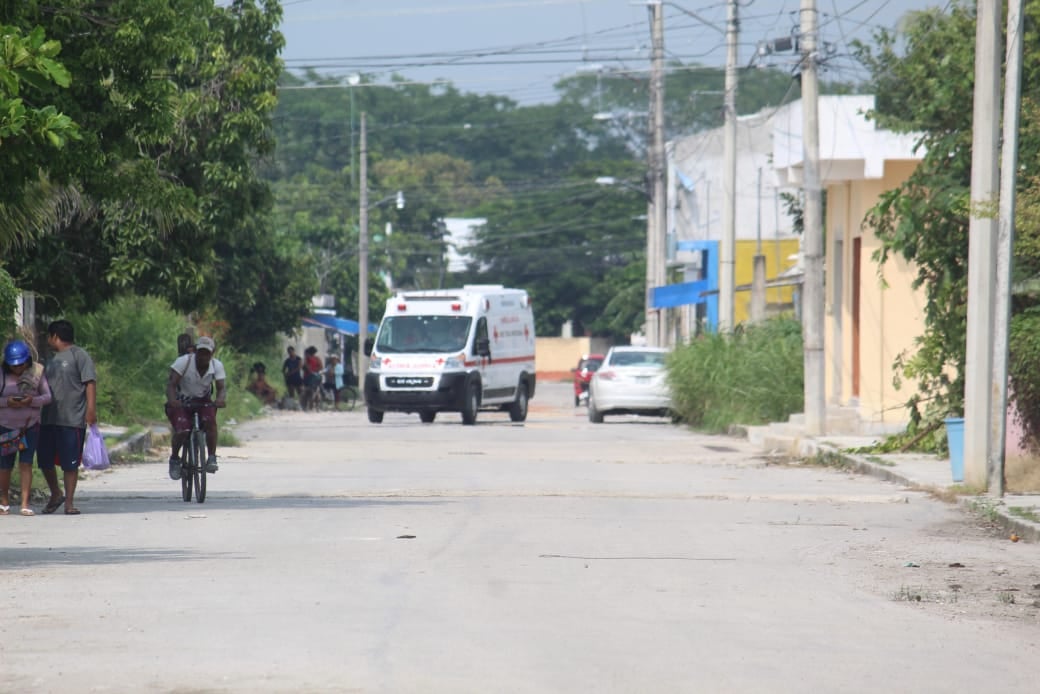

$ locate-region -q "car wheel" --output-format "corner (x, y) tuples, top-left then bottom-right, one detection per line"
(588, 399), (604, 424)
(419, 411), (436, 423)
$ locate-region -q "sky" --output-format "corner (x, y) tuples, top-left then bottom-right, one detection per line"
(277, 0), (949, 104)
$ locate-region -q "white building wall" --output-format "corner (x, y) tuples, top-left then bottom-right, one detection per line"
(668, 108), (797, 251)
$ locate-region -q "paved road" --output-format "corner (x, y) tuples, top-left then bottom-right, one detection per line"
(2, 382), (1038, 693)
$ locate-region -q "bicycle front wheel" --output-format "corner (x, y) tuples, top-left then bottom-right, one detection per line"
(181, 452), (192, 502)
(191, 430), (207, 503)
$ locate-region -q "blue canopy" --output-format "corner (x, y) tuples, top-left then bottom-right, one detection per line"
(302, 314), (378, 336)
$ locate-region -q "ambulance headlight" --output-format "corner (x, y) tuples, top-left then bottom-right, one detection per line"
(368, 355), (382, 371)
(443, 354), (465, 370)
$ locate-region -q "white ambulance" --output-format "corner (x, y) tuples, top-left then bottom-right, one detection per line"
(363, 285), (536, 424)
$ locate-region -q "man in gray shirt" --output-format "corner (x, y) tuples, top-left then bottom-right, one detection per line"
(37, 319), (97, 515)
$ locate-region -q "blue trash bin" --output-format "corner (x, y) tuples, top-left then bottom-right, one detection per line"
(944, 417), (965, 482)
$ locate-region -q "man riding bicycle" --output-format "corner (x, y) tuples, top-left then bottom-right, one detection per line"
(166, 336), (226, 480)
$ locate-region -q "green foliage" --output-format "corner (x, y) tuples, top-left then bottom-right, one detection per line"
(667, 318), (804, 432)
(67, 294), (265, 427)
(68, 296), (191, 424)
(1009, 307), (1040, 453)
(0, 266), (18, 337)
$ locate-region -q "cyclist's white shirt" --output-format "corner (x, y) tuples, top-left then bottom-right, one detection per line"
(171, 354), (226, 400)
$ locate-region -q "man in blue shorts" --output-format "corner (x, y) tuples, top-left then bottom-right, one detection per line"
(37, 320), (97, 515)
(166, 336), (226, 480)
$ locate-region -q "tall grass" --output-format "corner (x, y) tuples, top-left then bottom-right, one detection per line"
(668, 317), (804, 432)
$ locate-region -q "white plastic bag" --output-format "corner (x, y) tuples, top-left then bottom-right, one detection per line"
(82, 424), (110, 470)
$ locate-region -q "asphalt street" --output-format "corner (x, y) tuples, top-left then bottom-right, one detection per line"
(1, 382), (1037, 693)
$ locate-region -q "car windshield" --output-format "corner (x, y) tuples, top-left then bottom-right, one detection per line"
(608, 350), (666, 367)
(375, 316), (472, 353)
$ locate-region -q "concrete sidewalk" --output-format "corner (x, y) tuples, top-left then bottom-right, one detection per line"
(749, 428), (1040, 544)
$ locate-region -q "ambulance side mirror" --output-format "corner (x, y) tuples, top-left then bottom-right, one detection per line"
(363, 337), (374, 357)
(475, 337), (491, 358)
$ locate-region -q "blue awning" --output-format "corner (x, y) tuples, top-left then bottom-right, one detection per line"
(302, 314), (378, 336)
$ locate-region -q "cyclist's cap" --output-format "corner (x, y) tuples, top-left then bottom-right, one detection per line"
(196, 336), (216, 353)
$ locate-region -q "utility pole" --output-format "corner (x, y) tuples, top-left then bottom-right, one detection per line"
(358, 112), (370, 392)
(964, 0), (1001, 489)
(990, 0), (1024, 497)
(719, 0), (738, 331)
(646, 1), (666, 347)
(800, 0), (825, 436)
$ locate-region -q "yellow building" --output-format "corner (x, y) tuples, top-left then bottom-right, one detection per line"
(774, 96), (926, 430)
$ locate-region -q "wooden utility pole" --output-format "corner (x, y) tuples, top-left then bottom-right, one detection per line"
(358, 112), (370, 391)
(990, 0), (1024, 496)
(800, 0), (825, 436)
(964, 0), (1001, 488)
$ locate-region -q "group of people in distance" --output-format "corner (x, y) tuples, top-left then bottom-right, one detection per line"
(0, 320), (96, 516)
(280, 345), (350, 410)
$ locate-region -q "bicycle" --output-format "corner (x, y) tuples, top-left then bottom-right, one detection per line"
(312, 382), (359, 411)
(179, 405), (213, 503)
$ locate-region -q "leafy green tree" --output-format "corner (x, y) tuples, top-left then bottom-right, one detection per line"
(3, 0), (307, 349)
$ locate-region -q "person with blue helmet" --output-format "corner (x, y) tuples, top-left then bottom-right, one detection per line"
(0, 339), (52, 516)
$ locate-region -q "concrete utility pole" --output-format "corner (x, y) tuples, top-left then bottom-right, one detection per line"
(647, 1), (667, 347)
(964, 0), (1002, 489)
(800, 0), (825, 437)
(719, 0), (739, 331)
(358, 112), (370, 391)
(990, 0), (1024, 497)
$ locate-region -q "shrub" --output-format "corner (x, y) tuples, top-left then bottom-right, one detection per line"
(668, 317), (804, 432)
(66, 295), (268, 427)
(1009, 306), (1040, 452)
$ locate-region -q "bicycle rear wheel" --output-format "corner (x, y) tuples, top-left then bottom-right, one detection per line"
(191, 430), (207, 503)
(341, 386), (358, 411)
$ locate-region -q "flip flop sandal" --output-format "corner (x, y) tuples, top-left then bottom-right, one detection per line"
(20, 508), (34, 516)
(64, 508), (81, 515)
(0, 505), (9, 515)
(42, 496), (65, 515)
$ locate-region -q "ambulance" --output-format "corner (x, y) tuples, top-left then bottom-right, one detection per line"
(363, 285), (536, 424)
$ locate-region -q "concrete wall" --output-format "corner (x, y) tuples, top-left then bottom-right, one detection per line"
(734, 238), (801, 324)
(535, 337), (611, 381)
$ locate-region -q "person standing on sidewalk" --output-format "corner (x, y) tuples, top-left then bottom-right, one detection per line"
(0, 340), (52, 516)
(37, 320), (97, 516)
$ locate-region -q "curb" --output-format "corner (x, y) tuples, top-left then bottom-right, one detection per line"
(818, 443), (1040, 544)
(108, 427), (167, 461)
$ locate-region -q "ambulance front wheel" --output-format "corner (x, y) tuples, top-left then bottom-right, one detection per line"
(509, 382), (529, 422)
(461, 381), (480, 425)
(367, 406), (385, 423)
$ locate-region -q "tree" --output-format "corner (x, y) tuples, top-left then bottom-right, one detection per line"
(3, 0), (308, 349)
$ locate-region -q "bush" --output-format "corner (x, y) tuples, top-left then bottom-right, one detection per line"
(1009, 306), (1040, 452)
(65, 295), (269, 427)
(668, 317), (804, 432)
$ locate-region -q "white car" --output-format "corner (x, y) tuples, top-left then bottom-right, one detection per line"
(587, 346), (673, 423)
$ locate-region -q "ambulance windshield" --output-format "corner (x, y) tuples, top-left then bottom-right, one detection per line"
(375, 316), (473, 353)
